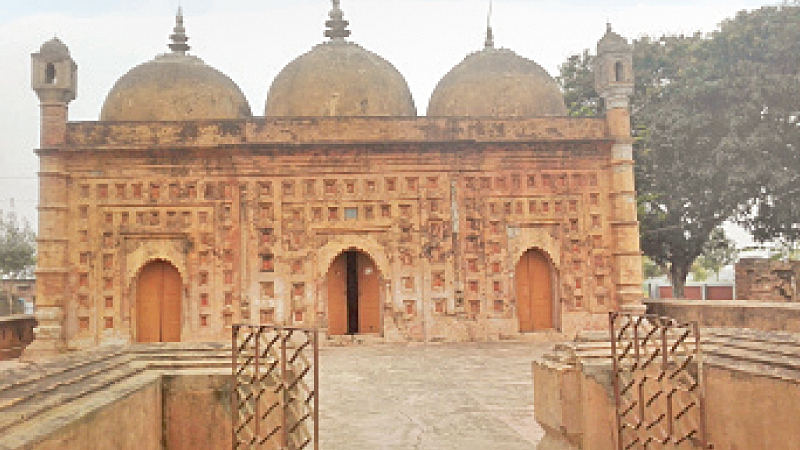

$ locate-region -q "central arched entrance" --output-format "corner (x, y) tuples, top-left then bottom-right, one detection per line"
(136, 260), (182, 342)
(327, 250), (380, 335)
(515, 248), (555, 332)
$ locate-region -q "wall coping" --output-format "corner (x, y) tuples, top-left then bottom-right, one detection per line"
(61, 116), (611, 149)
(0, 314), (36, 324)
(645, 299), (800, 310)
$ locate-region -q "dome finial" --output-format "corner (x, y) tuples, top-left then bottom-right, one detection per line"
(169, 7), (190, 54)
(485, 0), (494, 49)
(325, 0), (351, 41)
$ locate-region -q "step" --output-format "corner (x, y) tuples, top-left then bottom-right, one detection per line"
(0, 362), (145, 434)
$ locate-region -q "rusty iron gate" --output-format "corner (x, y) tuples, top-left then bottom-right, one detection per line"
(609, 313), (711, 450)
(233, 325), (319, 450)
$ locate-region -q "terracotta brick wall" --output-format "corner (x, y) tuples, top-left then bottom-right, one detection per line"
(735, 258), (800, 302)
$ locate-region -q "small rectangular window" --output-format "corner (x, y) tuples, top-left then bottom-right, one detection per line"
(261, 254), (275, 272)
(344, 207), (358, 220)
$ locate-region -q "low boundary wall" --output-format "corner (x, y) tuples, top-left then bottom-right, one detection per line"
(645, 299), (800, 333)
(0, 344), (235, 450)
(0, 315), (36, 360)
(533, 327), (800, 450)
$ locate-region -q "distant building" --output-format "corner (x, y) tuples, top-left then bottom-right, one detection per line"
(0, 278), (35, 316)
(28, 3), (642, 354)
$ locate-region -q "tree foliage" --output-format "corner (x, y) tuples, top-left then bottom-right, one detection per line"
(0, 211), (36, 280)
(692, 228), (739, 281)
(557, 49), (601, 117)
(557, 5), (800, 297)
(712, 7), (800, 244)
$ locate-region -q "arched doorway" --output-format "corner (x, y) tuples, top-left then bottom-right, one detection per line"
(515, 248), (555, 332)
(326, 250), (380, 335)
(136, 260), (182, 342)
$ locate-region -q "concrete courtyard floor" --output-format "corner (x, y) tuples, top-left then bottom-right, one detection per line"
(318, 341), (552, 450)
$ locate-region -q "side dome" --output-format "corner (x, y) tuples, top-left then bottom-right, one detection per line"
(100, 11), (251, 121)
(265, 1), (415, 117)
(427, 33), (567, 117)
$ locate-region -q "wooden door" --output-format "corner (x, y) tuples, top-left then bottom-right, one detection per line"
(357, 252), (380, 334)
(136, 260), (182, 342)
(137, 262), (162, 342)
(327, 253), (348, 336)
(515, 249), (553, 332)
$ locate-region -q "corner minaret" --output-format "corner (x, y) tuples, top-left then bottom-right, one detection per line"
(27, 37), (77, 357)
(594, 24), (644, 314)
(32, 37), (77, 147)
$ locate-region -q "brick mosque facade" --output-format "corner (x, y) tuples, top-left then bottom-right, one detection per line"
(27, 4), (643, 355)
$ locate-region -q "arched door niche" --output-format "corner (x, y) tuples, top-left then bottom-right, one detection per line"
(515, 248), (556, 332)
(135, 259), (182, 342)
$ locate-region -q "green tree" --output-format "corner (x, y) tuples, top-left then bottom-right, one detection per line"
(557, 49), (601, 117)
(642, 256), (666, 280)
(0, 212), (35, 315)
(633, 33), (753, 298)
(558, 6), (800, 298)
(692, 228), (738, 281)
(709, 7), (800, 244)
(0, 211), (36, 280)
(768, 240), (800, 261)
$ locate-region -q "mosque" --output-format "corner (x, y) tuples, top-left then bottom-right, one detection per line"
(27, 1), (642, 353)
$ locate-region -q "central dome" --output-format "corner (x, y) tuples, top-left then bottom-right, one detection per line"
(265, 1), (416, 117)
(427, 30), (567, 117)
(100, 11), (251, 122)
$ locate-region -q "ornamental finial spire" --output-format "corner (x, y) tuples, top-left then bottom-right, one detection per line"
(325, 0), (351, 41)
(169, 7), (190, 54)
(485, 1), (494, 49)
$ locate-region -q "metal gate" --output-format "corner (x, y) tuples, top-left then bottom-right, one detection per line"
(233, 325), (319, 450)
(609, 313), (711, 450)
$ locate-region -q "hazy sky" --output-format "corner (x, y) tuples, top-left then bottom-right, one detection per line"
(0, 0), (775, 250)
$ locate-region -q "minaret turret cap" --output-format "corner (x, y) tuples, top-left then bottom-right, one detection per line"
(39, 37), (71, 60)
(597, 23), (631, 53)
(325, 0), (351, 40)
(169, 7), (190, 54)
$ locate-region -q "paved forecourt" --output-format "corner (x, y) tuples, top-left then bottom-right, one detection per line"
(319, 341), (550, 450)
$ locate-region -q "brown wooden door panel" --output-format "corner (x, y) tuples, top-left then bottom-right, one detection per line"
(137, 262), (162, 343)
(357, 252), (380, 334)
(516, 255), (532, 332)
(136, 260), (182, 343)
(327, 253), (348, 336)
(516, 249), (553, 332)
(530, 251), (553, 330)
(161, 263), (182, 342)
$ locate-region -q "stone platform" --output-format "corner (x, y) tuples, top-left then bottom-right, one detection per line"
(0, 340), (553, 450)
(534, 327), (800, 450)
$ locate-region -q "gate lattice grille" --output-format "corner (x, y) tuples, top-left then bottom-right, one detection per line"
(233, 325), (319, 450)
(610, 313), (711, 450)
